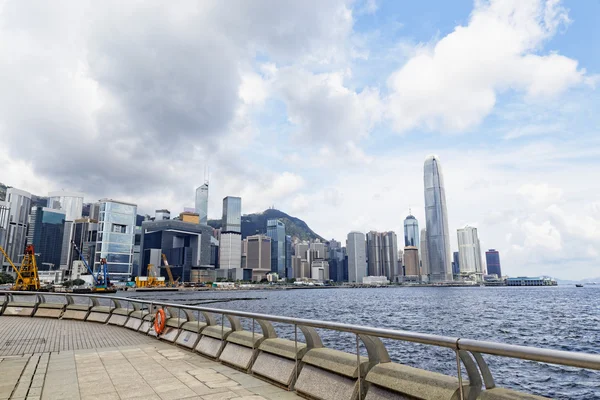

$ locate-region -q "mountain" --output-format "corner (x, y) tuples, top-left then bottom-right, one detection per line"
(208, 209), (325, 241)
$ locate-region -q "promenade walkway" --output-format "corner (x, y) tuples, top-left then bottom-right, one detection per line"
(0, 316), (300, 400)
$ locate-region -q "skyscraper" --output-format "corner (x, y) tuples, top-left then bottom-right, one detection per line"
(93, 198), (137, 281)
(0, 188), (32, 272)
(285, 235), (292, 278)
(403, 213), (419, 248)
(403, 246), (419, 280)
(485, 249), (502, 277)
(452, 251), (460, 276)
(367, 231), (398, 281)
(222, 196), (241, 233)
(245, 235), (271, 281)
(423, 155), (452, 282)
(346, 231), (366, 283)
(48, 191), (84, 270)
(266, 219), (286, 277)
(457, 226), (483, 281)
(195, 183), (209, 225)
(28, 206), (66, 271)
(419, 228), (429, 280)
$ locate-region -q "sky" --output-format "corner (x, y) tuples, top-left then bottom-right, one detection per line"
(1, 0), (599, 280)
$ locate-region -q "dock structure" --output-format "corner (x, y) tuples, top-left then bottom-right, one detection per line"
(1, 291), (599, 400)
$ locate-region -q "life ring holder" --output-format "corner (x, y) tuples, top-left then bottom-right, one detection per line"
(154, 309), (166, 334)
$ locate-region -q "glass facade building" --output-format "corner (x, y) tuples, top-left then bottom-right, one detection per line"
(403, 214), (419, 248)
(452, 251), (460, 276)
(423, 155), (453, 282)
(29, 207), (66, 271)
(222, 196), (241, 233)
(48, 191), (84, 270)
(94, 199), (137, 281)
(267, 219), (286, 277)
(195, 183), (209, 225)
(485, 249), (502, 277)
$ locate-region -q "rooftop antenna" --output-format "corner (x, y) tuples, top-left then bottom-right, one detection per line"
(409, 207), (412, 215)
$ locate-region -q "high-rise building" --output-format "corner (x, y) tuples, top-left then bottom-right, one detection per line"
(328, 246), (345, 282)
(222, 196), (241, 233)
(452, 251), (460, 276)
(346, 232), (367, 283)
(311, 260), (329, 281)
(423, 155), (452, 281)
(245, 235), (271, 281)
(403, 213), (419, 248)
(94, 199), (137, 281)
(71, 218), (98, 279)
(28, 207), (66, 271)
(419, 228), (429, 280)
(285, 235), (292, 278)
(403, 246), (419, 280)
(0, 188), (32, 272)
(457, 226), (483, 281)
(195, 183), (209, 225)
(267, 219), (286, 277)
(219, 232), (242, 271)
(485, 249), (502, 278)
(48, 191), (84, 271)
(367, 231), (398, 281)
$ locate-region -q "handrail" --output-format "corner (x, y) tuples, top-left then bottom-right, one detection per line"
(3, 290), (600, 371)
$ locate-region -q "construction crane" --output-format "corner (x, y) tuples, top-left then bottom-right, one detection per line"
(161, 253), (178, 287)
(0, 244), (40, 291)
(71, 241), (114, 292)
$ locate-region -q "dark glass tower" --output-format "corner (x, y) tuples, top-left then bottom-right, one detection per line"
(485, 249), (502, 277)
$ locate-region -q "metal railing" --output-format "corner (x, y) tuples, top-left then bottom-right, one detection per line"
(2, 290), (599, 400)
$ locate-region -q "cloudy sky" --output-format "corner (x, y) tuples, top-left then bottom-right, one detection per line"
(1, 0), (599, 279)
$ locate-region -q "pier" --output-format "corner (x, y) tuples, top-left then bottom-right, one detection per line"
(1, 291), (599, 400)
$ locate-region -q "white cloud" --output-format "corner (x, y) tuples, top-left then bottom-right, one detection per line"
(386, 0), (588, 133)
(518, 183), (563, 206)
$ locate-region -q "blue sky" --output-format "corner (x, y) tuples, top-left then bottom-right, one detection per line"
(1, 0), (599, 279)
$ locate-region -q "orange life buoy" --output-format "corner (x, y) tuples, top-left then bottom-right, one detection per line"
(154, 309), (166, 334)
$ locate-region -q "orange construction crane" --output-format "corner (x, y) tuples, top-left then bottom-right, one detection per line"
(161, 253), (177, 287)
(0, 244), (40, 291)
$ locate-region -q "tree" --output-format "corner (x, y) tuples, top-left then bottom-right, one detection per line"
(0, 272), (15, 284)
(72, 278), (85, 286)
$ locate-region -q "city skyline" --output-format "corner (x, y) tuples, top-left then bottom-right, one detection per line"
(1, 1), (599, 280)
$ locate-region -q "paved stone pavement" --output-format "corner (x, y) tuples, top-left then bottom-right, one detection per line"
(0, 317), (301, 400)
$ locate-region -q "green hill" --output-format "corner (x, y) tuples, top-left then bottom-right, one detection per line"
(208, 208), (324, 241)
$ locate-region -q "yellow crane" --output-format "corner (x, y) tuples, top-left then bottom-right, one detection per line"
(161, 253), (178, 287)
(0, 244), (40, 291)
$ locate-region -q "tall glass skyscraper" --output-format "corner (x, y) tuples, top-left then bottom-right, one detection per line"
(48, 191), (84, 269)
(423, 155), (453, 282)
(28, 206), (66, 270)
(485, 249), (502, 277)
(195, 183), (209, 225)
(222, 196), (241, 233)
(267, 219), (286, 277)
(403, 214), (419, 248)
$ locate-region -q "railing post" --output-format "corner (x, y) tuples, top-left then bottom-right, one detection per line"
(294, 324), (298, 390)
(356, 334), (361, 400)
(455, 349), (465, 400)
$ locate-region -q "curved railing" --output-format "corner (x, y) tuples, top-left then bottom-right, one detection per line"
(1, 290), (598, 400)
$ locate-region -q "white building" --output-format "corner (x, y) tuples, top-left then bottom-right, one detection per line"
(195, 183), (209, 225)
(219, 232), (242, 272)
(310, 259), (329, 281)
(347, 232), (367, 283)
(1, 188), (32, 272)
(363, 276), (389, 285)
(457, 226), (484, 281)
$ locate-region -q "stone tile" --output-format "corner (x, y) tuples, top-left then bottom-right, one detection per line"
(116, 384), (157, 399)
(205, 381), (241, 389)
(80, 391), (119, 400)
(248, 385), (286, 396)
(230, 388), (254, 396)
(157, 387), (198, 400)
(200, 392), (241, 400)
(263, 392), (301, 400)
(153, 382), (191, 394)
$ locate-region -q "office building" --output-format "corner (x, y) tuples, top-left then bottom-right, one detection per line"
(424, 155), (453, 281)
(195, 183), (209, 225)
(311, 259), (329, 281)
(403, 246), (419, 281)
(139, 219), (212, 282)
(285, 235), (292, 278)
(71, 218), (99, 279)
(179, 212), (200, 224)
(245, 235), (271, 281)
(219, 232), (242, 271)
(452, 251), (460, 277)
(457, 226), (484, 281)
(347, 231), (367, 283)
(485, 249), (502, 278)
(1, 188), (32, 272)
(403, 213), (419, 248)
(329, 246), (345, 282)
(267, 219), (286, 277)
(28, 207), (66, 271)
(419, 228), (429, 280)
(155, 209), (170, 220)
(222, 196), (241, 233)
(93, 199), (137, 281)
(48, 191), (84, 270)
(366, 231), (398, 281)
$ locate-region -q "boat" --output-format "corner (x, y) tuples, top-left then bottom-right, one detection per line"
(576, 284), (584, 287)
